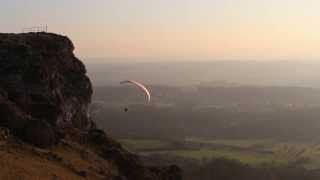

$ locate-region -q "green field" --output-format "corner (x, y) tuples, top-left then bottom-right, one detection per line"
(120, 138), (320, 169)
(120, 139), (173, 151)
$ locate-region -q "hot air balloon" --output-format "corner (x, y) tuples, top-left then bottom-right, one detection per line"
(120, 80), (151, 111)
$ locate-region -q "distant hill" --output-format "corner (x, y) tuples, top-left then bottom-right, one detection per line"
(86, 61), (320, 87)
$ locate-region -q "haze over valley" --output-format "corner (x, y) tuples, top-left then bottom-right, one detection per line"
(88, 60), (320, 180)
(87, 60), (320, 87)
(3, 0), (320, 179)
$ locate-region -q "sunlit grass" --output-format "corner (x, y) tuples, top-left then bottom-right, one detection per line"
(143, 148), (287, 166)
(121, 138), (320, 169)
(120, 139), (171, 151)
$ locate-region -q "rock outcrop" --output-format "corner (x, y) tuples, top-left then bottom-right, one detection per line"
(0, 32), (181, 180)
(0, 32), (92, 147)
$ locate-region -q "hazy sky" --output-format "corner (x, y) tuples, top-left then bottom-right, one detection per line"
(1, 0), (320, 62)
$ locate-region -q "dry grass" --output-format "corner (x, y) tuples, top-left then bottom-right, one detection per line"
(0, 136), (119, 180)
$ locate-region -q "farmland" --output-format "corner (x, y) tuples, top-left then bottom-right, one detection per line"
(121, 138), (320, 169)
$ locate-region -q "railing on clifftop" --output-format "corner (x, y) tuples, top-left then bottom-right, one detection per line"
(22, 25), (48, 33)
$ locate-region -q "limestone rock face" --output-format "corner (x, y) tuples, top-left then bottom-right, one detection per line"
(0, 32), (92, 146)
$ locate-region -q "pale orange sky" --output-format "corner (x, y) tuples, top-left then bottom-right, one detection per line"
(2, 0), (320, 62)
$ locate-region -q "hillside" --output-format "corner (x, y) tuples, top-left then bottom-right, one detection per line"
(0, 127), (117, 180)
(0, 32), (181, 180)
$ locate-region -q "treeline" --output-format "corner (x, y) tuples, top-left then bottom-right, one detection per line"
(92, 104), (320, 141)
(188, 159), (320, 180)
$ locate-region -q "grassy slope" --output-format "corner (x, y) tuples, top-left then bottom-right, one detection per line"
(0, 136), (118, 180)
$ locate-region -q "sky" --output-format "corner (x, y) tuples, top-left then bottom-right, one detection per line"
(1, 0), (320, 62)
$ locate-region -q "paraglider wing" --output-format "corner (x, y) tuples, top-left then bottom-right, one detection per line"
(120, 80), (151, 103)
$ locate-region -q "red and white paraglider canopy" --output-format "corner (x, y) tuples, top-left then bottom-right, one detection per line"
(120, 80), (151, 104)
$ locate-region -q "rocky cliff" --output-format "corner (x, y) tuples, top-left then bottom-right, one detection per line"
(0, 32), (181, 180)
(0, 32), (92, 146)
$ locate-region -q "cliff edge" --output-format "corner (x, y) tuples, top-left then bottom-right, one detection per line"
(0, 32), (181, 180)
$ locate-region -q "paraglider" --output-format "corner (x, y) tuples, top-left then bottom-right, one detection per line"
(120, 80), (151, 112)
